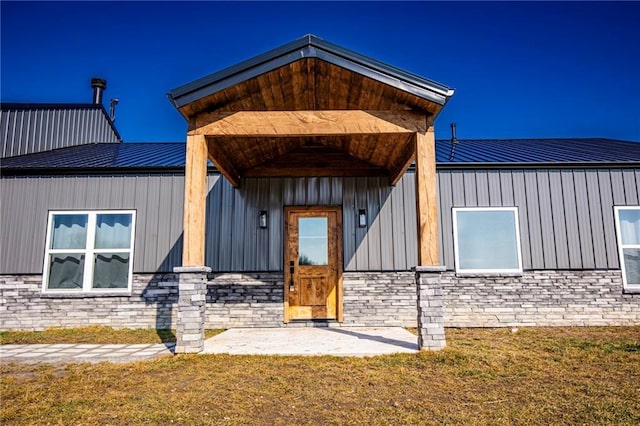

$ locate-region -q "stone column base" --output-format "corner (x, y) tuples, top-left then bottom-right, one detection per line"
(414, 266), (447, 351)
(174, 266), (211, 354)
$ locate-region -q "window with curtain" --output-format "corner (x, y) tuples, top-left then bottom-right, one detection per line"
(614, 206), (640, 290)
(453, 207), (522, 273)
(43, 211), (136, 292)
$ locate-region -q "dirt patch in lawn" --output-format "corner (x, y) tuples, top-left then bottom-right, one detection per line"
(2, 326), (639, 425)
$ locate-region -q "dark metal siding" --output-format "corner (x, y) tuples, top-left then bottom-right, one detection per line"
(437, 169), (640, 270)
(2, 168), (638, 275)
(203, 176), (417, 272)
(0, 174), (184, 274)
(1, 107), (120, 158)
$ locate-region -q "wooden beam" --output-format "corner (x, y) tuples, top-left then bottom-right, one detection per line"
(389, 134), (416, 185)
(206, 138), (241, 188)
(414, 127), (439, 266)
(182, 134), (208, 266)
(189, 110), (427, 137)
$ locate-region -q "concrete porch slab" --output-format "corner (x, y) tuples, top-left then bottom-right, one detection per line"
(202, 327), (419, 356)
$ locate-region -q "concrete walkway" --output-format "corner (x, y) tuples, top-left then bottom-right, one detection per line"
(203, 327), (419, 356)
(1, 327), (419, 364)
(0, 343), (175, 364)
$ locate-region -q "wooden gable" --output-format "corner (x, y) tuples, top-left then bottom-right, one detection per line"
(170, 36), (453, 188)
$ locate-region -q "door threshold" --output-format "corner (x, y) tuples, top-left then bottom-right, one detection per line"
(287, 319), (339, 328)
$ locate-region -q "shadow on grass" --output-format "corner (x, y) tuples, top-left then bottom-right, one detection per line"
(156, 329), (176, 344)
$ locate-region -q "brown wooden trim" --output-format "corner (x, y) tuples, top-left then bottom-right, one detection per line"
(414, 128), (439, 266)
(206, 137), (241, 188)
(182, 134), (208, 266)
(190, 110), (427, 137)
(389, 133), (416, 185)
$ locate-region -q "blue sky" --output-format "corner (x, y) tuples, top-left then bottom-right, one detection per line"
(2, 1), (639, 142)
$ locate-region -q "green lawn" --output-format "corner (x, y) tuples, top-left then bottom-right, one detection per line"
(1, 327), (639, 425)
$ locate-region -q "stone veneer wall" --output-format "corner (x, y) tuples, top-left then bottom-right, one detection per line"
(204, 273), (284, 328)
(0, 274), (179, 331)
(442, 270), (640, 326)
(341, 272), (417, 326)
(1, 270), (638, 331)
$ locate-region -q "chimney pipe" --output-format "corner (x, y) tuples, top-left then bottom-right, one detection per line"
(91, 77), (107, 105)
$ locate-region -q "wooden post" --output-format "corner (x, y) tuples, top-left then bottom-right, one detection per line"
(414, 126), (439, 266)
(182, 134), (208, 266)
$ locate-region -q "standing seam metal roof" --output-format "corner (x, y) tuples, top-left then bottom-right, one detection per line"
(1, 138), (639, 172)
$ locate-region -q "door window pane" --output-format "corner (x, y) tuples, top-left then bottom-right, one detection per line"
(455, 209), (521, 271)
(298, 217), (328, 265)
(47, 254), (85, 289)
(92, 253), (130, 289)
(51, 214), (87, 249)
(95, 213), (132, 249)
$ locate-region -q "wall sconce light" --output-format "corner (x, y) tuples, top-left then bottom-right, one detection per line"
(259, 210), (268, 229)
(358, 209), (367, 228)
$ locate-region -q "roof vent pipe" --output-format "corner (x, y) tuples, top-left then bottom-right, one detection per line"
(91, 78), (107, 105)
(109, 98), (119, 122)
(449, 122), (458, 161)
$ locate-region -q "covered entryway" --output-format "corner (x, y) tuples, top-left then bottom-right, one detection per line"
(167, 35), (454, 353)
(284, 206), (342, 322)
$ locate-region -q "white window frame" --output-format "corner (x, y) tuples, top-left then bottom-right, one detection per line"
(42, 210), (136, 293)
(614, 206), (640, 291)
(452, 206), (523, 274)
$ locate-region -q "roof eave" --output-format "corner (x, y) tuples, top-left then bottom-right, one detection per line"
(4, 161), (639, 177)
(435, 161), (640, 170)
(167, 35), (454, 112)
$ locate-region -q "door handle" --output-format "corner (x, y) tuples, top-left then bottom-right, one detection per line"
(289, 261), (295, 291)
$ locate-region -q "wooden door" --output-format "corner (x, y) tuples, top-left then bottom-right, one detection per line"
(284, 207), (342, 322)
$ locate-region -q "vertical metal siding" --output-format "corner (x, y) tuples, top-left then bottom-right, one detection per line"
(475, 171), (490, 206)
(560, 171), (583, 269)
(354, 178), (370, 269)
(268, 178), (284, 270)
(379, 182), (394, 270)
(437, 172), (454, 269)
(548, 170), (570, 268)
(391, 174), (409, 269)
(623, 170), (639, 204)
(1, 107), (120, 158)
(487, 171), (503, 205)
(597, 171), (618, 267)
(524, 171), (545, 268)
(536, 171), (557, 268)
(512, 171), (533, 268)
(402, 175), (419, 269)
(342, 178), (357, 270)
(585, 170), (607, 268)
(202, 175), (419, 272)
(0, 174), (184, 274)
(436, 168), (636, 271)
(573, 171), (596, 269)
(2, 167), (636, 275)
(366, 177), (383, 269)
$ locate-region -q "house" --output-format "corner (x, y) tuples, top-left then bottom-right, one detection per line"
(1, 36), (639, 353)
